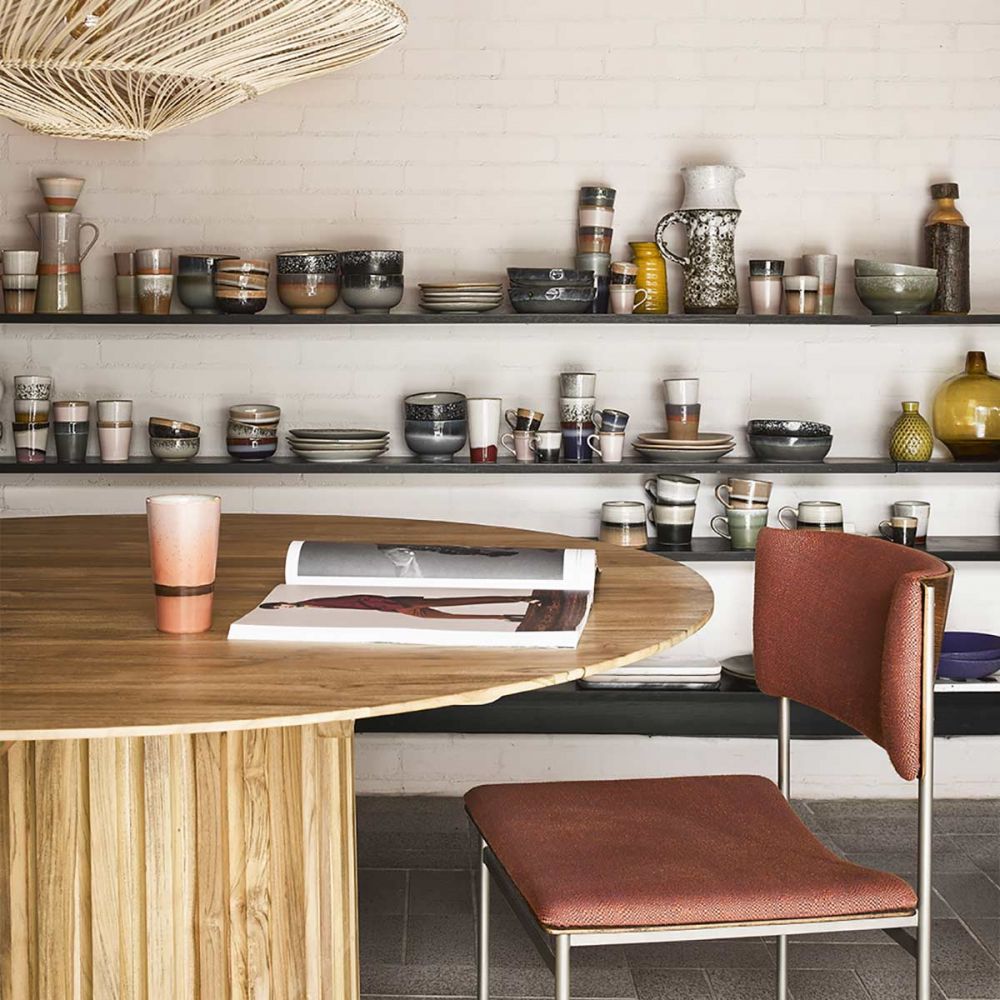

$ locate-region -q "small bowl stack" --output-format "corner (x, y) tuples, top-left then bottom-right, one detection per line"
(341, 250), (404, 314)
(747, 419), (832, 462)
(214, 258), (269, 314)
(287, 428), (390, 463)
(854, 260), (938, 316)
(507, 268), (595, 314)
(148, 417), (200, 461)
(276, 251), (340, 315)
(418, 282), (503, 313)
(227, 404), (280, 462)
(177, 254), (238, 314)
(404, 392), (468, 462)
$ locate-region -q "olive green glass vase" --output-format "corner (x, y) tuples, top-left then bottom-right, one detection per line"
(932, 351), (1000, 460)
(889, 401), (933, 462)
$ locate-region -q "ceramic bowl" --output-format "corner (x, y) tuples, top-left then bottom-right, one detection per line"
(177, 273), (219, 313)
(341, 273), (403, 314)
(227, 420), (279, 440)
(853, 259), (938, 278)
(227, 433), (277, 461)
(509, 286), (595, 314)
(276, 250), (340, 274)
(747, 419), (831, 438)
(404, 418), (468, 462)
(854, 274), (938, 315)
(277, 272), (340, 314)
(149, 436), (200, 461)
(747, 434), (833, 462)
(178, 253), (239, 274)
(507, 268), (595, 287)
(148, 417), (200, 439)
(340, 250), (403, 276)
(938, 632), (1000, 680)
(404, 391), (467, 421)
(37, 176), (85, 213)
(229, 404), (281, 425)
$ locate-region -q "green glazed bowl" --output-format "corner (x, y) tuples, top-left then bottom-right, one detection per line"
(854, 274), (938, 315)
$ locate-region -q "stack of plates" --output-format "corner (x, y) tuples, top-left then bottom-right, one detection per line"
(579, 653), (722, 690)
(418, 282), (503, 313)
(632, 431), (735, 463)
(288, 428), (390, 463)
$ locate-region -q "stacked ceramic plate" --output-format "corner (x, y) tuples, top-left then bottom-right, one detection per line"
(287, 428), (390, 463)
(632, 431), (735, 463)
(418, 282), (503, 313)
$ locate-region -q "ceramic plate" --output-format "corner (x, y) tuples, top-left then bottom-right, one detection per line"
(291, 447), (390, 462)
(631, 441), (735, 451)
(419, 302), (502, 313)
(633, 445), (735, 463)
(288, 428), (389, 441)
(636, 432), (735, 446)
(418, 283), (503, 290)
(288, 438), (388, 451)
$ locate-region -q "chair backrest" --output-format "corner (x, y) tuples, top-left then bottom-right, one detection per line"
(753, 528), (953, 780)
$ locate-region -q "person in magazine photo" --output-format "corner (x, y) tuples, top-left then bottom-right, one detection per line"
(260, 592), (544, 623)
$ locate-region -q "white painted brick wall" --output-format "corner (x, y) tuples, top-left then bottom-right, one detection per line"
(1, 0), (998, 790)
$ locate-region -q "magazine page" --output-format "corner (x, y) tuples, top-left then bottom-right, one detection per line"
(228, 583), (592, 648)
(284, 541), (596, 591)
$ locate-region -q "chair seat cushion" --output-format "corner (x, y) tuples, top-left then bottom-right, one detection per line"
(465, 775), (917, 931)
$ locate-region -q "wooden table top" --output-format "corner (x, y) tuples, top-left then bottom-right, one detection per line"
(0, 514), (713, 740)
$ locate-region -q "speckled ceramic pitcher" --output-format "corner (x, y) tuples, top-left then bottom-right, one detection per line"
(27, 211), (99, 314)
(655, 165), (743, 315)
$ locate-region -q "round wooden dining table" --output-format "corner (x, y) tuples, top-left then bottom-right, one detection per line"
(0, 513), (713, 1000)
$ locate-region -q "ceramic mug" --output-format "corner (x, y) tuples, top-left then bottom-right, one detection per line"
(649, 501), (696, 546)
(715, 477), (773, 509)
(891, 501), (930, 544)
(501, 430), (535, 462)
(587, 431), (624, 463)
(711, 507), (769, 550)
(609, 285), (648, 314)
(778, 501), (843, 531)
(644, 473), (700, 505)
(664, 402), (701, 441)
(880, 515), (918, 547)
(592, 408), (629, 432)
(505, 407), (544, 432)
(466, 397), (502, 463)
(663, 378), (699, 406)
(559, 372), (597, 398)
(534, 429), (562, 463)
(559, 396), (597, 423)
(599, 501), (648, 548)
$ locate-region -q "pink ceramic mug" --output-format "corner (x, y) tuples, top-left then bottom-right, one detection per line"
(146, 494), (221, 634)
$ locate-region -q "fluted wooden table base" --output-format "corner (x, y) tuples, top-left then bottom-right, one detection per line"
(0, 721), (359, 1000)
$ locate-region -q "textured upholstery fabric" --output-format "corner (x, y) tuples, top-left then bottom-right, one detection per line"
(465, 775), (916, 931)
(753, 529), (951, 781)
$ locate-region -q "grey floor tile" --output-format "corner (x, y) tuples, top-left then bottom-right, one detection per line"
(360, 912), (405, 964)
(362, 962), (476, 997)
(631, 968), (712, 1000)
(934, 801), (1000, 819)
(360, 868), (407, 916)
(808, 800), (918, 821)
(952, 836), (1000, 879)
(857, 968), (945, 1000)
(779, 942), (913, 973)
(921, 919), (1000, 972)
(834, 841), (979, 874)
(707, 968), (774, 1000)
(490, 962), (637, 998)
(358, 794), (469, 834)
(817, 816), (918, 839)
(626, 939), (773, 969)
(789, 969), (868, 1000)
(935, 874), (1000, 919)
(969, 919), (1000, 962)
(405, 913), (477, 966)
(935, 815), (1000, 835)
(933, 967), (1000, 999)
(359, 830), (472, 870)
(409, 869), (474, 916)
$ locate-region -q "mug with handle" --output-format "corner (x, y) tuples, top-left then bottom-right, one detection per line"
(501, 430), (535, 463)
(586, 431), (624, 463)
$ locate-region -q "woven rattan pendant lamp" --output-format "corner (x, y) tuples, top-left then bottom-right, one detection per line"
(0, 0), (406, 140)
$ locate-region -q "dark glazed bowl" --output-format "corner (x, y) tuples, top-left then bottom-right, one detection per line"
(404, 418), (468, 462)
(937, 632), (1000, 680)
(507, 267), (595, 287)
(178, 253), (239, 274)
(747, 419), (831, 438)
(148, 417), (201, 439)
(404, 391), (467, 421)
(508, 286), (595, 314)
(747, 434), (833, 462)
(276, 250), (341, 274)
(340, 250), (404, 276)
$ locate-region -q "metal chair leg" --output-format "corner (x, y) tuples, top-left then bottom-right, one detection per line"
(478, 845), (490, 1000)
(555, 934), (570, 1000)
(776, 934), (788, 1000)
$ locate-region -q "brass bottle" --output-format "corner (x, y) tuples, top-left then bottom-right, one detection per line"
(924, 182), (970, 315)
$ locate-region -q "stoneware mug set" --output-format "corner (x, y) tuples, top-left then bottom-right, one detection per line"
(711, 476), (774, 550)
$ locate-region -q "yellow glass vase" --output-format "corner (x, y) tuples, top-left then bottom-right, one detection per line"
(630, 241), (668, 314)
(932, 351), (1000, 460)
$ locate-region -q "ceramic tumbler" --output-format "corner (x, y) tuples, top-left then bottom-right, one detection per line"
(3, 277), (38, 314)
(748, 259), (784, 315)
(665, 402), (701, 440)
(644, 474), (700, 505)
(534, 429), (561, 463)
(711, 507), (768, 550)
(98, 422), (133, 462)
(891, 500), (930, 544)
(559, 372), (597, 397)
(501, 430), (535, 462)
(784, 275), (819, 316)
(135, 248), (173, 275)
(599, 501), (648, 548)
(802, 253), (837, 315)
(879, 515), (918, 547)
(2, 249), (39, 274)
(137, 274), (174, 315)
(778, 501), (843, 531)
(146, 494), (221, 634)
(466, 397), (501, 462)
(116, 275), (138, 314)
(97, 399), (133, 422)
(14, 375), (53, 400)
(54, 421), (89, 462)
(663, 378), (699, 405)
(559, 396), (597, 423)
(14, 399), (50, 424)
(587, 431), (625, 463)
(562, 422), (595, 463)
(114, 251), (135, 276)
(13, 423), (48, 463)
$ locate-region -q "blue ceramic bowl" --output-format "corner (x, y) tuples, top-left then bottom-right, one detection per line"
(938, 632), (1000, 680)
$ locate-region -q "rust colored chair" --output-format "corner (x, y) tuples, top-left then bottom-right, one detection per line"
(465, 529), (952, 1000)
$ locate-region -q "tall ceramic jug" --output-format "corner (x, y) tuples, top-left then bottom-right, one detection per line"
(27, 211), (99, 314)
(655, 165), (744, 314)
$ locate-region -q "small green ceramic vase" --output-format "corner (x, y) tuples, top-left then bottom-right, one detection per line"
(889, 401), (933, 462)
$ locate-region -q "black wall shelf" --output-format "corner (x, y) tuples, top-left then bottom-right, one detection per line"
(3, 456), (998, 475)
(355, 683), (1000, 738)
(2, 312), (999, 327)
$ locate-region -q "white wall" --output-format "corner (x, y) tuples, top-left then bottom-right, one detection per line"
(1, 0), (998, 794)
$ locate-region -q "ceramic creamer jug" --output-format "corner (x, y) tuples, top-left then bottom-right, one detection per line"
(655, 165), (744, 314)
(27, 211), (99, 314)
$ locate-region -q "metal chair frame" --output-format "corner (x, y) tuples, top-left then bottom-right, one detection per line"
(475, 582), (937, 1000)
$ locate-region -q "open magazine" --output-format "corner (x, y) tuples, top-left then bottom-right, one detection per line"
(228, 541), (597, 648)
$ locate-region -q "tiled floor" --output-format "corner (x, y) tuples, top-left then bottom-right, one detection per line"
(357, 796), (1000, 1000)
